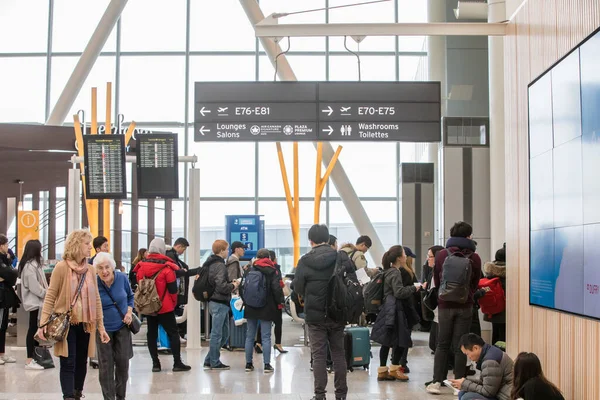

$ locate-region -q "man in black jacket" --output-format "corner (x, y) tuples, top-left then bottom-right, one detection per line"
(293, 224), (348, 400)
(203, 240), (239, 370)
(0, 234), (18, 364)
(167, 237), (198, 340)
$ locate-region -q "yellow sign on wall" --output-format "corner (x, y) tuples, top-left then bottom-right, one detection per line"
(18, 210), (39, 257)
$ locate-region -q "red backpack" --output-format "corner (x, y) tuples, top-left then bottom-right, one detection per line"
(477, 277), (505, 317)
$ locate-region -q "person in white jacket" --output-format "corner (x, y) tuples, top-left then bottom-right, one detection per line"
(18, 240), (48, 370)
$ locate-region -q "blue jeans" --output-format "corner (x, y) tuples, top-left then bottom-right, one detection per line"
(245, 319), (272, 365)
(204, 301), (230, 367)
(458, 391), (497, 400)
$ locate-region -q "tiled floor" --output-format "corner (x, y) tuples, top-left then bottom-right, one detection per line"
(0, 320), (458, 399)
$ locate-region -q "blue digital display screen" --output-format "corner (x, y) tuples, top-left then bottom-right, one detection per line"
(528, 29), (600, 321)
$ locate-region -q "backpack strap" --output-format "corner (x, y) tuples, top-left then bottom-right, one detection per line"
(150, 267), (167, 280)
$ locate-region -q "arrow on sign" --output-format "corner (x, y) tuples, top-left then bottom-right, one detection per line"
(322, 125), (333, 135)
(321, 106), (333, 116)
(199, 126), (210, 135)
(200, 106), (211, 117)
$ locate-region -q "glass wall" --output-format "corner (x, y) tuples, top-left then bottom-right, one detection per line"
(0, 0), (427, 272)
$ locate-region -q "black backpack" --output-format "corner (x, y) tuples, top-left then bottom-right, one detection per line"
(363, 270), (385, 314)
(327, 253), (359, 324)
(192, 264), (215, 302)
(438, 249), (473, 304)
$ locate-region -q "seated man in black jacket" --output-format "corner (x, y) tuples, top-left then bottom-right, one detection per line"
(293, 224), (348, 400)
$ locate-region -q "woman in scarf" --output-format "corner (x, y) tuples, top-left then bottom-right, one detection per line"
(37, 229), (109, 400)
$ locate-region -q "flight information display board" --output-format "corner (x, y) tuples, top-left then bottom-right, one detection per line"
(83, 135), (127, 200)
(136, 133), (179, 199)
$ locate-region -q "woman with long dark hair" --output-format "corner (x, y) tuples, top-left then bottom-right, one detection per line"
(371, 245), (422, 382)
(18, 239), (48, 370)
(511, 352), (564, 400)
(128, 248), (146, 291)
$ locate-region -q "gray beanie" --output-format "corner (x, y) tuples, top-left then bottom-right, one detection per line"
(148, 238), (166, 255)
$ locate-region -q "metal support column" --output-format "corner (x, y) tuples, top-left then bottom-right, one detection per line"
(46, 0), (129, 125)
(488, 0), (506, 258)
(67, 169), (81, 233)
(427, 0), (446, 246)
(239, 0), (385, 266)
(186, 168), (202, 349)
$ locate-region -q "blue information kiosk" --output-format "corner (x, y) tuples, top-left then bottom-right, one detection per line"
(225, 215), (265, 260)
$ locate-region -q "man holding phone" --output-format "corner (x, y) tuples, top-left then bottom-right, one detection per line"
(448, 333), (513, 400)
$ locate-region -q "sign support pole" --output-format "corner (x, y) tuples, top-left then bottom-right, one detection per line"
(187, 168), (202, 349)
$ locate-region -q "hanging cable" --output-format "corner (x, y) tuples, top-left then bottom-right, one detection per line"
(272, 0), (391, 18)
(274, 36), (291, 81)
(344, 36), (361, 81)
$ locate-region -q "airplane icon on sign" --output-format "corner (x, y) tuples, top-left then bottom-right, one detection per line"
(218, 107), (228, 113)
(340, 106), (351, 115)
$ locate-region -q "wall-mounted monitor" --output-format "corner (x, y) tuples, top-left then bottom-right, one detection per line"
(136, 133), (179, 199)
(528, 28), (600, 321)
(83, 135), (127, 200)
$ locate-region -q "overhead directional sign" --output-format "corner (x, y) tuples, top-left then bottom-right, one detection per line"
(194, 81), (441, 142)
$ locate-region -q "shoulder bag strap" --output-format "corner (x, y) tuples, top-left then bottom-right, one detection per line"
(68, 272), (87, 312)
(100, 279), (127, 320)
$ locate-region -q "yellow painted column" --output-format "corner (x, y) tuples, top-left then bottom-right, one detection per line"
(314, 142), (342, 224)
(276, 143), (300, 267)
(103, 83), (112, 247)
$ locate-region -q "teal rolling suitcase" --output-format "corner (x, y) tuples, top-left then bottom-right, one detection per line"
(344, 326), (371, 370)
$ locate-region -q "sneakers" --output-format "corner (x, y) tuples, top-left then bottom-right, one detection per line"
(245, 363), (255, 372)
(0, 359), (5, 366)
(152, 363), (161, 372)
(25, 360), (45, 370)
(426, 382), (442, 394)
(173, 362), (192, 372)
(203, 362), (212, 370)
(264, 363), (274, 373)
(211, 362), (230, 370)
(400, 364), (410, 374)
(1, 355), (16, 363)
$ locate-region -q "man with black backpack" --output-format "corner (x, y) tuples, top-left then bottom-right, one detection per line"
(426, 221), (482, 395)
(293, 224), (348, 400)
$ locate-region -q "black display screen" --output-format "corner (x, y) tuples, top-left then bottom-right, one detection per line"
(136, 133), (179, 199)
(83, 135), (127, 200)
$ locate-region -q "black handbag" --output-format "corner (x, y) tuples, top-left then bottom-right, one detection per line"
(100, 280), (141, 335)
(33, 346), (55, 369)
(422, 287), (438, 314)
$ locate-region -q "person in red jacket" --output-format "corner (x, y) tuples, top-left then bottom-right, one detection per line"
(134, 237), (191, 373)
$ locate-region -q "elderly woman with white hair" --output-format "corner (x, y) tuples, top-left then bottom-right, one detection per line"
(94, 252), (134, 400)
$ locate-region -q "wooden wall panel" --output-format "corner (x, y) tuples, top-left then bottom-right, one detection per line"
(506, 1), (600, 399)
(504, 21), (520, 359)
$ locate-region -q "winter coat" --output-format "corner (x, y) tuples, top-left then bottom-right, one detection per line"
(293, 244), (338, 324)
(20, 260), (48, 311)
(476, 261), (506, 324)
(461, 343), (514, 400)
(339, 243), (377, 278)
(226, 254), (243, 281)
(433, 237), (482, 309)
(243, 258), (284, 322)
(370, 267), (419, 348)
(204, 254), (235, 305)
(133, 254), (179, 314)
(0, 256), (19, 309)
(166, 247), (199, 306)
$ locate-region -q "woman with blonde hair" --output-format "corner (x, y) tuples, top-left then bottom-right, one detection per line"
(37, 229), (109, 400)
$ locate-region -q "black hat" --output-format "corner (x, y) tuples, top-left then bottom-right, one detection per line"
(403, 246), (417, 258)
(231, 241), (247, 251)
(495, 246), (506, 263)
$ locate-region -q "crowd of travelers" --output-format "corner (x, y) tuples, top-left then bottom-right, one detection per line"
(0, 221), (564, 400)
